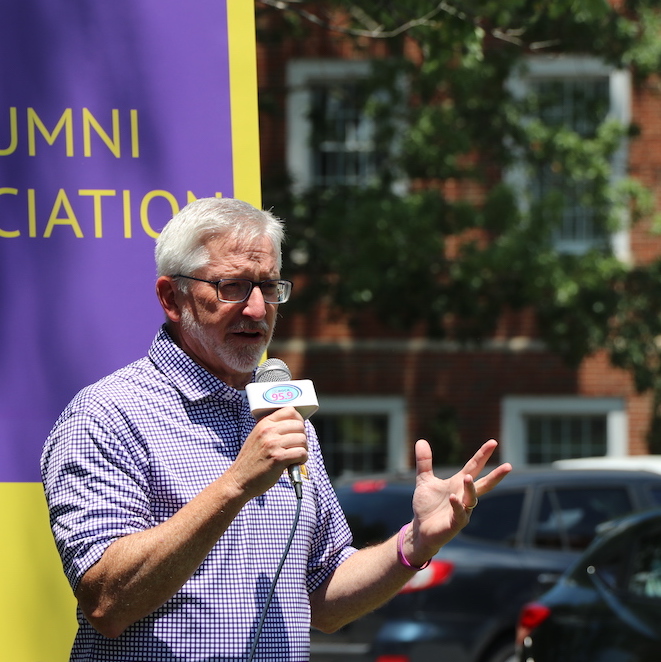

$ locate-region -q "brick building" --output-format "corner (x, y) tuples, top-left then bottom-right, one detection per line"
(255, 7), (661, 478)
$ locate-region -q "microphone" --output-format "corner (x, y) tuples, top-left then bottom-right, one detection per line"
(246, 358), (319, 498)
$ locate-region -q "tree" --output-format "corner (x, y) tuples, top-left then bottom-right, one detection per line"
(257, 0), (661, 450)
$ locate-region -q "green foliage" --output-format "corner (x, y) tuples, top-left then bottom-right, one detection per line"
(259, 0), (661, 410)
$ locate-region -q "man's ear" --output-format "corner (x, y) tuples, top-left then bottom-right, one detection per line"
(156, 276), (182, 323)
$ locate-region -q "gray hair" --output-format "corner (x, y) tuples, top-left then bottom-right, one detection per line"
(155, 198), (285, 282)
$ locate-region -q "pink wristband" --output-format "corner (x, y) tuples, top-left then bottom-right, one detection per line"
(397, 523), (431, 570)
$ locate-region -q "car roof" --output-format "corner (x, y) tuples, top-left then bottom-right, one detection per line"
(334, 466), (661, 493)
(487, 467), (661, 489)
(553, 456), (661, 474)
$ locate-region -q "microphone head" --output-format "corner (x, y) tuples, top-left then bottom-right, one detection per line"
(255, 358), (292, 383)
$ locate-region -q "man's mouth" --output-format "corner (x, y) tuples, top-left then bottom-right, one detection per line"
(230, 324), (268, 340)
(228, 321), (271, 343)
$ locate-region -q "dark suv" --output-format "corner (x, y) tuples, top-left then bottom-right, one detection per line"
(517, 508), (661, 662)
(310, 467), (661, 662)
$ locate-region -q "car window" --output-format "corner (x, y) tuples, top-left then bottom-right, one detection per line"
(534, 487), (632, 551)
(338, 489), (414, 549)
(628, 528), (661, 599)
(568, 522), (629, 588)
(594, 547), (626, 589)
(648, 486), (661, 506)
(461, 490), (525, 545)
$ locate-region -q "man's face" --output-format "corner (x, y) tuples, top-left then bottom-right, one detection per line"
(173, 233), (280, 388)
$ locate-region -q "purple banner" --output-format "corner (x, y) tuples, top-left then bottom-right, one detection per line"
(0, 0), (235, 482)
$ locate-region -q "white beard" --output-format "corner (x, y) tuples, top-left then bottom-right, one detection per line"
(180, 307), (274, 376)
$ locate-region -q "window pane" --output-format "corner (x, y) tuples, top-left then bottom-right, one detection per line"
(649, 487), (661, 506)
(525, 414), (607, 464)
(534, 487), (632, 551)
(462, 491), (525, 546)
(628, 528), (661, 598)
(535, 78), (609, 136)
(531, 77), (610, 246)
(592, 539), (628, 590)
(310, 82), (375, 187)
(338, 489), (414, 548)
(315, 413), (388, 478)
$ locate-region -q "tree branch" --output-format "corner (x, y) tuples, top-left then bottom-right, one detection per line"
(256, 0), (558, 49)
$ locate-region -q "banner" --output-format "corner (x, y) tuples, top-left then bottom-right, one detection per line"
(0, 1), (260, 658)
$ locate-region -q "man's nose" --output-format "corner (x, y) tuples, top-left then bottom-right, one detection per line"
(242, 284), (267, 318)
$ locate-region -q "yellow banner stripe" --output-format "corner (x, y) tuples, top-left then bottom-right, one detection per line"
(227, 0), (262, 207)
(0, 483), (77, 661)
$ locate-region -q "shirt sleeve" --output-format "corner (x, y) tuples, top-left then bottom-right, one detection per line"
(303, 422), (357, 594)
(41, 397), (154, 592)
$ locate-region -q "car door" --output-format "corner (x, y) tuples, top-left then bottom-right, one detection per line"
(515, 483), (635, 601)
(581, 521), (661, 661)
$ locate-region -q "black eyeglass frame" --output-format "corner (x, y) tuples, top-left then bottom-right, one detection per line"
(172, 274), (293, 304)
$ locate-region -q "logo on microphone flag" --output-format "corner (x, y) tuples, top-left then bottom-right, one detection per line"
(0, 1), (260, 659)
(264, 384), (304, 405)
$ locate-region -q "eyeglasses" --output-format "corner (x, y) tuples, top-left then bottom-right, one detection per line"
(173, 275), (293, 304)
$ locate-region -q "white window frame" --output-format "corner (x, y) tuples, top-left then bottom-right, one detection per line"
(286, 58), (374, 194)
(314, 395), (408, 474)
(506, 55), (632, 261)
(500, 395), (628, 467)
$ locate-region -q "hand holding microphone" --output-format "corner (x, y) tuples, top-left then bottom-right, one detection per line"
(244, 360), (318, 659)
(246, 358), (319, 498)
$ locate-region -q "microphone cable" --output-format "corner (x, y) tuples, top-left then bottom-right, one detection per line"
(247, 490), (303, 662)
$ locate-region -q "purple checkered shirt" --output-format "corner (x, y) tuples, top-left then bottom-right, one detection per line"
(41, 326), (356, 661)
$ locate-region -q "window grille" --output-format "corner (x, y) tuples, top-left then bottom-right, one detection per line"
(531, 77), (611, 248)
(525, 414), (607, 464)
(314, 413), (388, 478)
(309, 82), (376, 187)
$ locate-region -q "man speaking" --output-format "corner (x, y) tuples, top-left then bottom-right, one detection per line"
(41, 197), (511, 661)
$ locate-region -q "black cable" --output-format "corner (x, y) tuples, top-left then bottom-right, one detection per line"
(247, 492), (303, 662)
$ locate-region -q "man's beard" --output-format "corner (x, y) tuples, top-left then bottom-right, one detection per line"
(180, 308), (274, 375)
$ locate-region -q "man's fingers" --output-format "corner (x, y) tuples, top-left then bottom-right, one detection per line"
(462, 474), (478, 508)
(460, 440), (512, 497)
(475, 462), (512, 495)
(461, 439), (500, 477)
(250, 406), (308, 461)
(417, 437), (512, 499)
(265, 406), (304, 422)
(415, 439), (434, 479)
(257, 407), (306, 436)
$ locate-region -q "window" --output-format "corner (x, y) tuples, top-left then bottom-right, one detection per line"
(532, 77), (610, 249)
(526, 414), (607, 464)
(287, 59), (377, 192)
(507, 56), (631, 259)
(309, 81), (376, 187)
(591, 524), (661, 598)
(629, 529), (661, 599)
(461, 490), (525, 546)
(313, 396), (407, 479)
(533, 486), (632, 551)
(649, 487), (661, 506)
(337, 487), (414, 549)
(314, 413), (388, 475)
(590, 536), (630, 590)
(501, 396), (627, 467)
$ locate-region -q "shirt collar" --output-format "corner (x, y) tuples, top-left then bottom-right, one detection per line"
(148, 325), (246, 403)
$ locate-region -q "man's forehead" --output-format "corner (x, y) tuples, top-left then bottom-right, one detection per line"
(204, 234), (278, 270)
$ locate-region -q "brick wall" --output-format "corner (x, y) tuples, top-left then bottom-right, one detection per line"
(257, 12), (661, 460)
